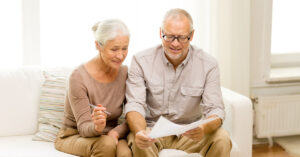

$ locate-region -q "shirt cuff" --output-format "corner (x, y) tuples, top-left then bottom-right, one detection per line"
(206, 108), (225, 122)
(124, 102), (146, 118)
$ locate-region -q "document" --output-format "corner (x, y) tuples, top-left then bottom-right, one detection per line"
(148, 116), (216, 139)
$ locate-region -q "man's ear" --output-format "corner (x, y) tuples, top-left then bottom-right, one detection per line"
(159, 28), (163, 39)
(189, 30), (195, 41)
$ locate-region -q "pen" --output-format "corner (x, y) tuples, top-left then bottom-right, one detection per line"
(88, 104), (111, 116)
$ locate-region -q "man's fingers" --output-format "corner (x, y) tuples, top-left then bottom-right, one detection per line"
(135, 130), (156, 149)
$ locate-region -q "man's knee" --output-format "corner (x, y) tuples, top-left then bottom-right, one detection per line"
(209, 128), (232, 151)
(118, 150), (132, 157)
(117, 139), (132, 157)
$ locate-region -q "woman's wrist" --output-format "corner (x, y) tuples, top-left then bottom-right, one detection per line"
(95, 124), (105, 133)
(108, 129), (119, 139)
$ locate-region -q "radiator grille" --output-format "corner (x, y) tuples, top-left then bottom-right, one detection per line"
(255, 94), (300, 138)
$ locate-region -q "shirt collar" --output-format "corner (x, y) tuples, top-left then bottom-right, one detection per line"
(161, 45), (192, 67)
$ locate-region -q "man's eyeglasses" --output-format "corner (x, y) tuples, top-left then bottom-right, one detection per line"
(162, 32), (192, 43)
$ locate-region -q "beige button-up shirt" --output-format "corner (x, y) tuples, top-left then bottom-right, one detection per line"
(125, 45), (224, 127)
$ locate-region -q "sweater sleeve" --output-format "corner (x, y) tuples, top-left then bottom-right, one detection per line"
(67, 69), (101, 137)
(111, 120), (129, 139)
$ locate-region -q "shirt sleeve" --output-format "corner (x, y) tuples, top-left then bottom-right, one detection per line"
(68, 71), (101, 137)
(200, 62), (225, 122)
(124, 56), (148, 118)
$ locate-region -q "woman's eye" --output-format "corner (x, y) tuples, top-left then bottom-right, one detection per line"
(122, 48), (128, 51)
(111, 49), (118, 51)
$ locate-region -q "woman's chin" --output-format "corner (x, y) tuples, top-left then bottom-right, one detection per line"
(109, 62), (122, 69)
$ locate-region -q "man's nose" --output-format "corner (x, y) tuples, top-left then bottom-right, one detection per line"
(171, 38), (181, 46)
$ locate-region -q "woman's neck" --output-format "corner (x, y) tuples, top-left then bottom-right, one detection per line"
(95, 56), (118, 75)
(85, 55), (120, 83)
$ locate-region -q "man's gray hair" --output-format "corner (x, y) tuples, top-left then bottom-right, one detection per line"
(92, 19), (130, 45)
(161, 8), (194, 32)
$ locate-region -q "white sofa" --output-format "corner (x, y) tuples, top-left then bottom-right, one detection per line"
(0, 66), (252, 157)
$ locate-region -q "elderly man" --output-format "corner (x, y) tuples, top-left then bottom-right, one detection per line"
(125, 8), (232, 157)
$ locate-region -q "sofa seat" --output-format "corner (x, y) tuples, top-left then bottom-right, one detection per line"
(158, 139), (239, 157)
(0, 135), (76, 157)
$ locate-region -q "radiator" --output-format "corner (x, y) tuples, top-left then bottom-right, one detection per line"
(254, 94), (300, 138)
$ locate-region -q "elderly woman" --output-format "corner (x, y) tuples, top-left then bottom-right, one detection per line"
(55, 19), (132, 157)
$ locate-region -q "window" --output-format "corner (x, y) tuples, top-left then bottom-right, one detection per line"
(0, 1), (22, 68)
(1, 1), (210, 68)
(250, 0), (300, 85)
(271, 0), (300, 68)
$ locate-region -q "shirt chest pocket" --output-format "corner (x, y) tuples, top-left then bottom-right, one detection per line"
(181, 87), (204, 97)
(179, 87), (204, 120)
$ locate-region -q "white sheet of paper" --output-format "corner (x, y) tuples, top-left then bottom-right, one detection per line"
(148, 116), (217, 139)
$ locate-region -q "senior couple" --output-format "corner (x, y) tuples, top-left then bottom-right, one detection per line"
(54, 8), (232, 157)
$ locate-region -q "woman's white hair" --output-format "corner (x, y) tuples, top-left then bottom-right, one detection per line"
(92, 19), (130, 45)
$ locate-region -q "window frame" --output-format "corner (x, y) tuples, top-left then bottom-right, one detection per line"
(251, 0), (300, 86)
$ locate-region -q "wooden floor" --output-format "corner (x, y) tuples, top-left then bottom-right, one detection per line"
(252, 144), (293, 157)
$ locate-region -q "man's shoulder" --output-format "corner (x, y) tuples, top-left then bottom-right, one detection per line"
(191, 45), (218, 66)
(134, 45), (162, 60)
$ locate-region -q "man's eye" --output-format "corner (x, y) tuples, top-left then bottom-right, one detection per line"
(111, 49), (118, 51)
(122, 48), (128, 51)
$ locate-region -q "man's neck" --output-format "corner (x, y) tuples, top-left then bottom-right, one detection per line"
(165, 51), (189, 70)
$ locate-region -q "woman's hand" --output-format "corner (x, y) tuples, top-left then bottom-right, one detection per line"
(92, 104), (107, 133)
(107, 130), (119, 144)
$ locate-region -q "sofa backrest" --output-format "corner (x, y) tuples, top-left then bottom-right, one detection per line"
(0, 67), (44, 136)
(0, 66), (233, 138)
(0, 66), (73, 137)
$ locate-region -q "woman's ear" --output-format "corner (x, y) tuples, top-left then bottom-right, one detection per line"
(95, 41), (101, 50)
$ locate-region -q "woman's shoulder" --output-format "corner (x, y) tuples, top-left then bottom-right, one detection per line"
(120, 65), (128, 78)
(121, 65), (128, 72)
(69, 64), (86, 81)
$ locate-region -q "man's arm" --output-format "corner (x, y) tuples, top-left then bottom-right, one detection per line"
(124, 56), (156, 149)
(127, 111), (156, 149)
(184, 62), (224, 141)
(183, 115), (221, 141)
(202, 115), (222, 134)
(126, 111), (147, 135)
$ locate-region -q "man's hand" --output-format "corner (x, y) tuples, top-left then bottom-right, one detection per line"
(108, 130), (119, 144)
(183, 115), (222, 141)
(135, 130), (156, 149)
(183, 125), (205, 141)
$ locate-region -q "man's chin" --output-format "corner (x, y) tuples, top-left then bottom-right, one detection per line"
(165, 51), (181, 60)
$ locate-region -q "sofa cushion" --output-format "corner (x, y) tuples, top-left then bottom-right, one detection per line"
(159, 149), (202, 157)
(0, 135), (77, 157)
(33, 71), (67, 142)
(0, 67), (44, 136)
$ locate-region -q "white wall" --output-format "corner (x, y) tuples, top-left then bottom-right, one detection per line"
(38, 0), (210, 67)
(210, 0), (251, 96)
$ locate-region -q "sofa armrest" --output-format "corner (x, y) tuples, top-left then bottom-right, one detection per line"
(221, 87), (253, 157)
